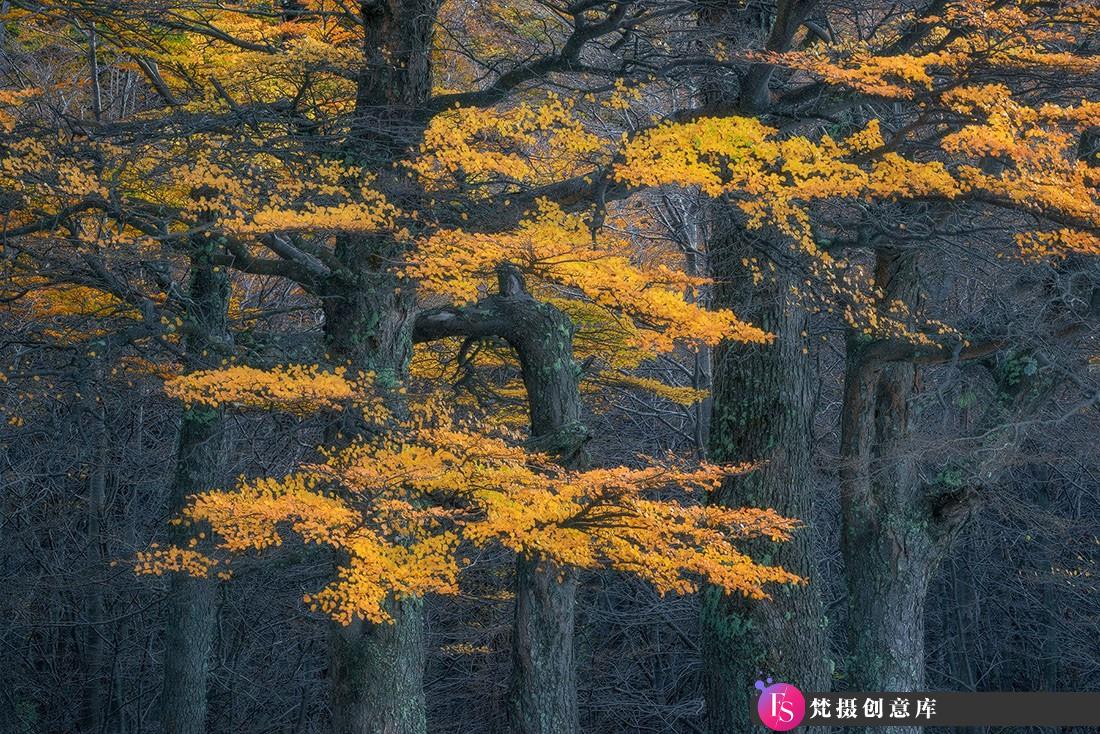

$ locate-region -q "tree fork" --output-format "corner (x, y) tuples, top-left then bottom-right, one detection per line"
(415, 263), (588, 734)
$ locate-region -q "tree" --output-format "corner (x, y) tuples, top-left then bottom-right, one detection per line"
(2, 2), (801, 732)
(614, 0), (1099, 716)
(2, 2), (1097, 732)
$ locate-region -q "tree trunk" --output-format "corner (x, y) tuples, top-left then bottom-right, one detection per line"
(319, 0), (442, 726)
(496, 265), (585, 734)
(160, 249), (231, 734)
(321, 232), (423, 734)
(701, 217), (830, 732)
(508, 555), (580, 734)
(838, 249), (935, 734)
(320, 290), (423, 734)
(81, 405), (108, 734)
(329, 597), (427, 734)
(696, 4), (830, 729)
(412, 263), (586, 734)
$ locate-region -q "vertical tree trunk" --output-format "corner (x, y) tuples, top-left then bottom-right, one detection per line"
(508, 555), (580, 734)
(329, 597), (427, 734)
(81, 405), (108, 734)
(410, 264), (586, 734)
(160, 248), (231, 734)
(838, 249), (947, 734)
(839, 316), (931, 701)
(700, 218), (830, 732)
(496, 266), (586, 734)
(320, 233), (423, 734)
(696, 4), (830, 730)
(319, 1), (442, 727)
(320, 291), (423, 734)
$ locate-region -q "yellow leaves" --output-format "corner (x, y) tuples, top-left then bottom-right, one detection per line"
(184, 414), (800, 625)
(866, 155), (959, 200)
(940, 84), (1013, 115)
(154, 153), (403, 237)
(164, 365), (384, 417)
(408, 200), (769, 351)
(764, 1), (1099, 101)
(616, 116), (778, 198)
(305, 532), (459, 624)
(462, 460), (800, 598)
(188, 473), (360, 552)
(134, 546), (220, 578)
(598, 373), (709, 406)
(840, 119), (884, 154)
(763, 47), (955, 99)
(619, 116), (964, 217)
(20, 283), (138, 321)
(184, 468), (458, 624)
(0, 87), (39, 131)
(409, 96), (610, 191)
(1015, 229), (1100, 259)
(227, 200), (400, 236)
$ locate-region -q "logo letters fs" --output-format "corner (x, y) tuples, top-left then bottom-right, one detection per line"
(755, 679), (806, 731)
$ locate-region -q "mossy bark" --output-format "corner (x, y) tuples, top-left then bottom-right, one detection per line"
(320, 233), (424, 734)
(502, 283), (585, 734)
(838, 250), (932, 734)
(318, 1), (442, 725)
(700, 216), (830, 733)
(412, 265), (586, 734)
(329, 597), (427, 734)
(696, 4), (831, 729)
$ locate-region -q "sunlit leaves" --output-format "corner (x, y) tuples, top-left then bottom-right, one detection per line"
(409, 199), (769, 351)
(165, 364), (385, 417)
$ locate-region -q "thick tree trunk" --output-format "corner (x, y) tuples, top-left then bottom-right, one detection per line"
(319, 314), (423, 734)
(838, 250), (937, 734)
(701, 218), (830, 732)
(329, 597), (427, 734)
(496, 265), (585, 734)
(508, 556), (580, 734)
(318, 1), (442, 725)
(321, 232), (423, 734)
(160, 251), (231, 734)
(840, 337), (930, 699)
(697, 4), (829, 729)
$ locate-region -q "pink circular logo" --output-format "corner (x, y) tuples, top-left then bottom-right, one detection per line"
(756, 680), (805, 731)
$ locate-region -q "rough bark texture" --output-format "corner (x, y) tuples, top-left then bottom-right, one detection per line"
(839, 250), (932, 734)
(351, 0), (443, 159)
(700, 217), (830, 732)
(321, 234), (423, 734)
(696, 3), (830, 729)
(160, 249), (231, 734)
(317, 2), (442, 726)
(509, 555), (580, 734)
(500, 268), (584, 734)
(329, 597), (427, 734)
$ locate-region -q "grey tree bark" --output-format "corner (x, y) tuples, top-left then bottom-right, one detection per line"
(317, 3), (443, 730)
(838, 249), (967, 734)
(160, 245), (231, 734)
(697, 3), (830, 730)
(700, 218), (831, 732)
(319, 233), (423, 734)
